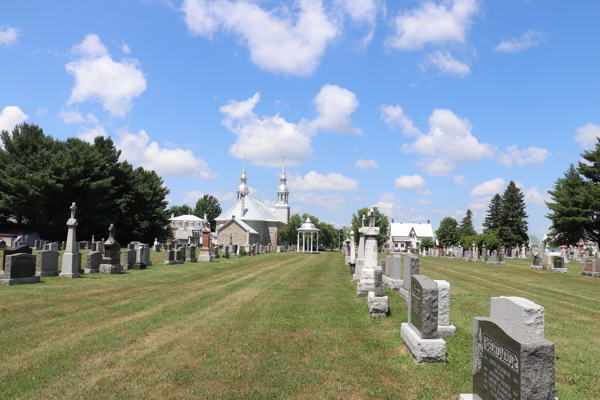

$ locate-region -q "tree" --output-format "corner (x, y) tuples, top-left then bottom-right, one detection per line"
(497, 181), (528, 248)
(483, 194), (503, 233)
(317, 222), (336, 250)
(545, 164), (589, 245)
(169, 204), (194, 217)
(459, 209), (477, 237)
(350, 207), (389, 247)
(459, 231), (500, 252)
(277, 214), (303, 245)
(436, 217), (459, 245)
(577, 141), (600, 244)
(420, 237), (435, 249)
(194, 195), (222, 232)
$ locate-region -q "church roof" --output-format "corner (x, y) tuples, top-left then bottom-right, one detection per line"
(216, 217), (258, 235)
(215, 195), (284, 223)
(389, 222), (433, 238)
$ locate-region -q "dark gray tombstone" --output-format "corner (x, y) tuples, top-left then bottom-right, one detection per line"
(498, 253), (504, 262)
(554, 257), (564, 269)
(164, 250), (176, 265)
(37, 250), (59, 276)
(0, 253), (39, 285)
(35, 240), (42, 250)
(186, 246), (197, 263)
(123, 247), (136, 270)
(2, 245), (32, 270)
(471, 317), (555, 400)
(224, 246), (229, 258)
(409, 275), (438, 339)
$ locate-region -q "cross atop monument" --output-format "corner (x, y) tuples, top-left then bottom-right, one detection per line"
(70, 202), (77, 219)
(361, 214), (365, 228)
(368, 207), (376, 227)
(108, 224), (115, 238)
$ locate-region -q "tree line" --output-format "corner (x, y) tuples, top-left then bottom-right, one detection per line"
(169, 195), (222, 232)
(434, 181), (528, 251)
(0, 123), (171, 244)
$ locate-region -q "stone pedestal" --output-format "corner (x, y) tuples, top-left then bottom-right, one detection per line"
(400, 323), (446, 364)
(99, 264), (122, 274)
(199, 252), (213, 262)
(356, 227), (380, 298)
(60, 253), (81, 278)
(434, 280), (456, 338)
(0, 253), (40, 285)
(368, 291), (388, 318)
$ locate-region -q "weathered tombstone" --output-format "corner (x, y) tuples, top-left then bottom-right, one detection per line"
(400, 254), (419, 302)
(368, 260), (388, 318)
(490, 296), (545, 337)
(60, 203), (81, 278)
(223, 245), (229, 259)
(542, 254), (552, 269)
(186, 245), (197, 262)
(356, 208), (381, 298)
(175, 249), (184, 264)
(0, 253), (39, 285)
(84, 251), (102, 273)
(434, 280), (456, 338)
(123, 245), (136, 270)
(35, 240), (42, 250)
(133, 247), (147, 270)
(95, 241), (104, 252)
(98, 224), (122, 274)
(383, 255), (402, 290)
(164, 250), (176, 265)
(554, 257), (564, 270)
(352, 227), (366, 282)
(460, 317), (556, 400)
(214, 246), (219, 258)
(582, 258), (600, 277)
(497, 252), (505, 264)
(400, 275), (446, 363)
(199, 226), (213, 262)
(36, 250), (59, 277)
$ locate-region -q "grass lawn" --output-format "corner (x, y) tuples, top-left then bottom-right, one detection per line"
(0, 250), (598, 399)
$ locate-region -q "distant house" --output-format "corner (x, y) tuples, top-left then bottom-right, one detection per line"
(0, 230), (40, 247)
(168, 214), (206, 242)
(387, 220), (434, 251)
(528, 235), (541, 252)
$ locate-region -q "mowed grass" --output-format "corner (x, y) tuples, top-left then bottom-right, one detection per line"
(0, 250), (598, 399)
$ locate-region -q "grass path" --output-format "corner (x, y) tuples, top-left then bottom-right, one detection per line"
(0, 250), (598, 399)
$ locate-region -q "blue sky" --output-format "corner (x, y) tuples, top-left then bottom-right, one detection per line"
(1, 0), (599, 238)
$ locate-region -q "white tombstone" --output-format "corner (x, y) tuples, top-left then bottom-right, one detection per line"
(59, 203), (81, 278)
(490, 296), (545, 337)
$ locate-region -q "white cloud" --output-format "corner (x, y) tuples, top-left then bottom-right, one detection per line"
(375, 201), (424, 222)
(86, 113), (99, 124)
(335, 0), (380, 48)
(121, 42), (131, 54)
(395, 174), (427, 190)
(574, 123), (600, 150)
(469, 178), (504, 197)
(453, 174), (467, 185)
(182, 190), (205, 204)
(181, 0), (339, 76)
(59, 108), (85, 124)
(221, 85), (360, 167)
(385, 0), (479, 51)
(117, 128), (218, 179)
(494, 30), (544, 53)
(66, 34), (147, 117)
(418, 189), (433, 196)
(524, 185), (550, 208)
(0, 26), (21, 46)
(212, 189), (235, 203)
(498, 145), (550, 167)
(351, 195), (367, 201)
(432, 208), (447, 214)
(379, 192), (401, 202)
(36, 107), (49, 116)
(289, 171), (360, 191)
(0, 106), (28, 132)
(468, 196), (492, 210)
(294, 192), (348, 213)
(355, 159), (378, 169)
(413, 198), (432, 205)
(76, 125), (107, 143)
(425, 51), (470, 77)
(380, 104), (421, 136)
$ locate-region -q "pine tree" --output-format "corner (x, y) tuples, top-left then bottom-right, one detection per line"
(436, 217), (460, 245)
(577, 140), (600, 244)
(497, 181), (529, 248)
(483, 194), (503, 232)
(459, 209), (477, 237)
(545, 164), (589, 245)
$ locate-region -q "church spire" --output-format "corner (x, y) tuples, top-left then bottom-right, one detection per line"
(276, 156), (288, 205)
(237, 156), (249, 201)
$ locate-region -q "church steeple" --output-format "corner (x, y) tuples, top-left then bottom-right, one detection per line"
(276, 156), (289, 205)
(237, 157), (249, 201)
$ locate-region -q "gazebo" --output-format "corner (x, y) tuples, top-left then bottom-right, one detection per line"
(297, 217), (320, 254)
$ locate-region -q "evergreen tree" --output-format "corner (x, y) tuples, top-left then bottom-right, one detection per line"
(169, 204), (194, 217)
(436, 217), (460, 245)
(194, 195), (222, 231)
(545, 164), (588, 245)
(483, 194), (503, 232)
(497, 181), (529, 247)
(350, 207), (389, 247)
(577, 141), (600, 244)
(277, 214), (303, 245)
(459, 209), (477, 237)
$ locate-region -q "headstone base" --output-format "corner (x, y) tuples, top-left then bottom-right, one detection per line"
(382, 275), (403, 290)
(368, 292), (388, 318)
(185, 257), (197, 263)
(59, 272), (81, 278)
(199, 253), (213, 262)
(531, 265), (543, 270)
(399, 286), (409, 302)
(355, 283), (368, 298)
(581, 271), (600, 277)
(0, 276), (41, 286)
(551, 267), (568, 274)
(437, 325), (456, 338)
(83, 268), (99, 274)
(132, 263), (147, 270)
(36, 270), (59, 277)
(400, 323), (446, 364)
(459, 395), (476, 400)
(164, 260), (177, 265)
(99, 264), (122, 274)
(351, 273), (361, 282)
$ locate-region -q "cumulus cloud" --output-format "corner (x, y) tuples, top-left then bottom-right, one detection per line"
(385, 0), (479, 51)
(424, 51), (470, 77)
(468, 196), (492, 210)
(182, 190), (205, 204)
(469, 178), (504, 197)
(294, 192), (348, 213)
(66, 34), (147, 117)
(523, 185), (551, 207)
(395, 174), (427, 190)
(76, 125), (107, 143)
(379, 192), (401, 202)
(432, 208), (447, 214)
(0, 26), (21, 46)
(494, 30), (544, 53)
(0, 106), (28, 133)
(335, 0), (381, 48)
(117, 128), (218, 179)
(574, 123), (600, 150)
(454, 174), (467, 185)
(181, 0), (338, 76)
(121, 42), (131, 54)
(36, 107), (49, 116)
(289, 171), (361, 191)
(375, 201), (424, 222)
(221, 85), (360, 167)
(413, 198), (432, 205)
(418, 189), (433, 196)
(498, 145), (550, 167)
(59, 108), (85, 124)
(380, 104), (421, 136)
(355, 159), (378, 169)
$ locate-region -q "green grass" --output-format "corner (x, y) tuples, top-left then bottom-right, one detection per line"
(0, 250), (598, 399)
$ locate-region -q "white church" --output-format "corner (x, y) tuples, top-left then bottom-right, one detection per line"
(215, 160), (290, 247)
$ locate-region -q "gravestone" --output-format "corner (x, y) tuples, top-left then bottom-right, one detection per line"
(98, 224), (122, 274)
(223, 245), (229, 258)
(553, 257), (565, 271)
(96, 242), (104, 252)
(214, 246), (219, 258)
(84, 251), (102, 274)
(36, 250), (59, 277)
(460, 317), (555, 400)
(497, 253), (505, 264)
(352, 227), (366, 282)
(400, 254), (419, 302)
(186, 246), (197, 263)
(123, 246), (136, 270)
(2, 245), (33, 271)
(367, 259), (388, 318)
(0, 253), (39, 285)
(60, 203), (81, 278)
(175, 249), (184, 264)
(35, 240), (42, 250)
(164, 250), (176, 265)
(434, 280), (456, 338)
(400, 275), (446, 363)
(582, 258), (600, 277)
(490, 296), (545, 337)
(382, 255), (402, 290)
(133, 247), (147, 270)
(199, 226), (213, 262)
(356, 208), (381, 298)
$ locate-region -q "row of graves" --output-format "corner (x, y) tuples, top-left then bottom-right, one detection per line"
(342, 208), (559, 399)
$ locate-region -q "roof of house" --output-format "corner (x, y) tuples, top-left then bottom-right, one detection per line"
(216, 195), (284, 223)
(216, 217), (259, 235)
(389, 222), (434, 239)
(169, 215), (205, 222)
(529, 235), (540, 245)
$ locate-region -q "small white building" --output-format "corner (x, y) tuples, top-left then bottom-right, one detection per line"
(387, 220), (434, 251)
(168, 214), (206, 242)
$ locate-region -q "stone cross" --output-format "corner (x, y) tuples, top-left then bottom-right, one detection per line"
(368, 208), (376, 227)
(108, 224), (115, 238)
(361, 215), (365, 228)
(70, 202), (77, 219)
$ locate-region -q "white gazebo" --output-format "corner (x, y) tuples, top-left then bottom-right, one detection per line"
(297, 217), (320, 254)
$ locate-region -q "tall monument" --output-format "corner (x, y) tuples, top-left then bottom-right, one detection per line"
(60, 202), (81, 278)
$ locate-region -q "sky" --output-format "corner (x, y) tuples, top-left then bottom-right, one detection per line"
(1, 0), (599, 238)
